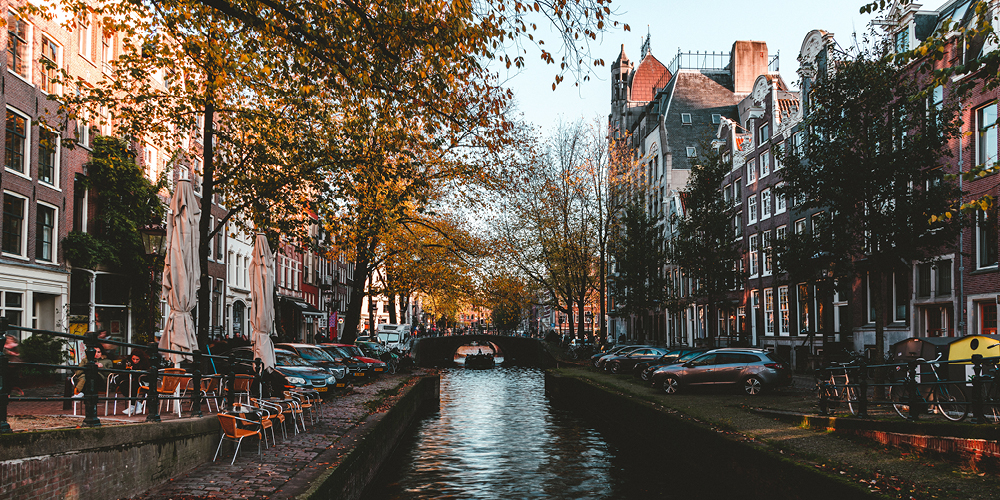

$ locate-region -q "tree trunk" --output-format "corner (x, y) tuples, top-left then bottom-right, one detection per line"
(399, 295), (409, 325)
(197, 100), (215, 353)
(340, 251), (371, 344)
(577, 297), (586, 342)
(599, 249), (607, 343)
(873, 269), (887, 399)
(708, 300), (717, 348)
(387, 293), (397, 324)
(567, 303), (575, 340)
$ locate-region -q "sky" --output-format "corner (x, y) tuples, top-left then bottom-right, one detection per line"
(498, 0), (888, 134)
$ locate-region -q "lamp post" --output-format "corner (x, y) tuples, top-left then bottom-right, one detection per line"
(139, 222), (167, 343)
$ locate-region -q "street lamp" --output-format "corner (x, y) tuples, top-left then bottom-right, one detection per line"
(139, 223), (167, 257)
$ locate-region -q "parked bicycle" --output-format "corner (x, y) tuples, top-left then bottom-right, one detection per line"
(887, 353), (968, 422)
(816, 360), (860, 415)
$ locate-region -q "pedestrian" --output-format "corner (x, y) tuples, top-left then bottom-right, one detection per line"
(4, 335), (23, 396)
(72, 346), (114, 397)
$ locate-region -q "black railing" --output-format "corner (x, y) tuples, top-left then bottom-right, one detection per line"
(816, 353), (1000, 424)
(0, 320), (261, 432)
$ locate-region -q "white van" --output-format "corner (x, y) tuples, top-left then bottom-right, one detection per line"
(376, 324), (411, 350)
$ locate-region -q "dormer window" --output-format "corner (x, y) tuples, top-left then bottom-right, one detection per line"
(712, 114), (722, 124)
(681, 113), (692, 125)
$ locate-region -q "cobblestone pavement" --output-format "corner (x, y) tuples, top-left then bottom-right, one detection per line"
(133, 370), (425, 500)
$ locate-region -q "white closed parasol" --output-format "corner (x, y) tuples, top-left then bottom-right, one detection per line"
(250, 233), (276, 371)
(159, 179), (201, 365)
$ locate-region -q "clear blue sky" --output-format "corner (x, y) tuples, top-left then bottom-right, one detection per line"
(499, 0), (884, 133)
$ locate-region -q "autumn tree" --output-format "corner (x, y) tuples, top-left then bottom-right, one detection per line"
(610, 199), (665, 342)
(778, 50), (963, 361)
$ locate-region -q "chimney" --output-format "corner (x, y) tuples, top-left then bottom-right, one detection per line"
(730, 41), (769, 94)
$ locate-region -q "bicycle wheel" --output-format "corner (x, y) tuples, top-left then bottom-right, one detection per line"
(982, 381), (1000, 422)
(844, 385), (858, 416)
(888, 384), (911, 419)
(935, 383), (968, 422)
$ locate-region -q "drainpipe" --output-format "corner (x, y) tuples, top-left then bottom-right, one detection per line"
(958, 97), (965, 337)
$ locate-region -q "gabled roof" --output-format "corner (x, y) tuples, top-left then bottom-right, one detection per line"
(629, 53), (670, 103)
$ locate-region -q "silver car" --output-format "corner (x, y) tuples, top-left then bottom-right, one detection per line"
(649, 348), (792, 395)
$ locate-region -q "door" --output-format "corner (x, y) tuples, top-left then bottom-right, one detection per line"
(682, 353), (718, 386)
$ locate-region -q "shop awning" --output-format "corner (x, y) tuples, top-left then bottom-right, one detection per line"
(283, 297), (325, 316)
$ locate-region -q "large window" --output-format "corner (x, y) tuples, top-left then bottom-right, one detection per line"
(760, 188), (772, 220)
(35, 203), (55, 262)
(5, 109), (28, 174)
(0, 291), (23, 327)
(937, 260), (952, 296)
(977, 211), (998, 269)
(78, 15), (93, 60)
(748, 233), (758, 277)
(2, 193), (25, 256)
(759, 123), (770, 145)
(982, 302), (997, 335)
(760, 150), (771, 178)
(764, 288), (774, 335)
(762, 230), (772, 277)
(38, 128), (58, 187)
(778, 286), (789, 335)
(978, 102), (998, 168)
(798, 283), (810, 333)
(747, 196), (757, 224)
(746, 159), (756, 184)
(7, 13), (29, 80)
(40, 36), (60, 94)
(893, 272), (909, 323)
(775, 184), (786, 214)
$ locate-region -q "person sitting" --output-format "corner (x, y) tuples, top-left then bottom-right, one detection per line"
(72, 346), (114, 397)
(113, 351), (150, 415)
(4, 335), (23, 396)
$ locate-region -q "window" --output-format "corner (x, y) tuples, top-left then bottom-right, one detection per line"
(793, 131), (805, 154)
(748, 233), (758, 277)
(7, 13), (29, 80)
(894, 26), (910, 53)
(774, 142), (784, 170)
(40, 36), (60, 94)
(686, 146), (696, 158)
(101, 34), (113, 74)
(760, 150), (771, 178)
(38, 128), (59, 187)
(928, 85), (944, 127)
(5, 109), (28, 175)
(215, 223), (224, 260)
(760, 188), (772, 220)
(775, 185), (786, 214)
(811, 212), (825, 240)
(712, 114), (721, 124)
(35, 203), (55, 262)
(747, 196), (757, 224)
(893, 272), (908, 322)
(775, 225), (786, 269)
(733, 180), (741, 204)
(759, 123), (770, 144)
(723, 184), (731, 205)
(737, 306), (746, 333)
(977, 211), (998, 269)
(144, 145), (158, 180)
(762, 230), (772, 276)
(681, 113), (692, 124)
(982, 302), (997, 335)
(2, 193), (25, 256)
(778, 286), (789, 335)
(733, 211), (742, 239)
(764, 288), (774, 335)
(794, 218), (806, 234)
(746, 159), (756, 184)
(798, 283), (810, 333)
(937, 260), (952, 296)
(78, 16), (93, 60)
(917, 264), (931, 298)
(0, 291), (23, 327)
(978, 102), (998, 169)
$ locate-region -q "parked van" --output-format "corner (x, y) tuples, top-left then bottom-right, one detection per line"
(376, 323), (411, 350)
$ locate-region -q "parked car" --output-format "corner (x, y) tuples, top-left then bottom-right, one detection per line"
(604, 347), (669, 374)
(357, 340), (400, 367)
(649, 348), (792, 395)
(275, 343), (352, 386)
(596, 345), (656, 371)
(376, 324), (411, 351)
(633, 348), (710, 380)
(590, 344), (638, 368)
(217, 347), (342, 397)
(319, 343), (383, 380)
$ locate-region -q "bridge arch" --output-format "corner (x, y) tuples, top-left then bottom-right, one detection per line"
(411, 335), (557, 368)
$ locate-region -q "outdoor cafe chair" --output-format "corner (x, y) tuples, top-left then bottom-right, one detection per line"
(214, 413), (263, 465)
(244, 400), (277, 446)
(251, 398), (287, 441)
(288, 389), (318, 424)
(138, 368), (187, 417)
(232, 374), (253, 406)
(281, 392), (307, 432)
(201, 376), (222, 413)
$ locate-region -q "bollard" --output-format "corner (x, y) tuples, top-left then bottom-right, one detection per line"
(82, 331), (101, 427)
(145, 342), (162, 423)
(254, 358), (263, 400)
(818, 368), (831, 416)
(971, 354), (985, 424)
(191, 350), (203, 417)
(857, 359), (869, 418)
(227, 354), (237, 412)
(907, 360), (921, 420)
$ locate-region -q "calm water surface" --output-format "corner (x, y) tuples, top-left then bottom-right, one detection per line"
(365, 367), (678, 500)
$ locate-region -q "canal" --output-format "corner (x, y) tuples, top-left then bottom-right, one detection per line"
(365, 367), (701, 500)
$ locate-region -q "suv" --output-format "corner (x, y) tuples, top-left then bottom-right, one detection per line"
(275, 343), (350, 388)
(649, 348), (792, 395)
(217, 347), (341, 397)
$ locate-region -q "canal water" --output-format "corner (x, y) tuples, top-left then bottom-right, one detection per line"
(365, 367), (690, 500)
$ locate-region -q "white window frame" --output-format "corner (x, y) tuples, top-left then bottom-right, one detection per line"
(686, 146), (696, 158)
(764, 288), (774, 335)
(681, 113), (692, 125)
(35, 201), (58, 263)
(734, 211), (742, 240)
(774, 184), (786, 214)
(39, 34), (62, 96)
(77, 15), (93, 61)
(977, 101), (998, 169)
(37, 126), (60, 190)
(748, 233), (758, 278)
(760, 150), (771, 178)
(7, 12), (32, 84)
(760, 188), (772, 220)
(746, 159), (756, 184)
(2, 191), (28, 259)
(774, 142), (784, 170)
(711, 114), (721, 124)
(747, 195), (757, 224)
(762, 230), (772, 277)
(778, 286), (789, 336)
(5, 107), (31, 180)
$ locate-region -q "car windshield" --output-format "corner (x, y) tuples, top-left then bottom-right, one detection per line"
(675, 350), (706, 363)
(324, 346), (353, 359)
(342, 345), (365, 358)
(378, 333), (400, 343)
(357, 342), (384, 357)
(298, 347), (335, 362)
(275, 352), (311, 367)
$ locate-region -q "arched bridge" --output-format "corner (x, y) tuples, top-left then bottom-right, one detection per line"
(411, 335), (557, 368)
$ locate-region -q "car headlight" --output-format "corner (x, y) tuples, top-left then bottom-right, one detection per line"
(286, 376), (306, 385)
(327, 376), (338, 384)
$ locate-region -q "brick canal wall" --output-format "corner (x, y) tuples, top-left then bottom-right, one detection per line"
(0, 416), (219, 500)
(544, 371), (880, 499)
(296, 374), (440, 500)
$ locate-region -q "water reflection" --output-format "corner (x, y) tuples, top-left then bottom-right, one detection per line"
(366, 368), (676, 500)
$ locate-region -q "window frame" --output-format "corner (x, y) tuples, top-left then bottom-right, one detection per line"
(37, 126), (60, 189)
(5, 107), (31, 179)
(764, 288), (774, 335)
(760, 188), (772, 220)
(39, 34), (62, 95)
(747, 195), (757, 224)
(2, 191), (28, 259)
(746, 159), (756, 184)
(778, 286), (789, 336)
(759, 150), (771, 178)
(977, 210), (998, 270)
(686, 146), (697, 158)
(977, 101), (998, 169)
(6, 12), (32, 83)
(34, 201), (57, 263)
(748, 233), (758, 277)
(680, 113), (692, 125)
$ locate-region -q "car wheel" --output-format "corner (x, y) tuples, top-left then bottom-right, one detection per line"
(662, 376), (679, 395)
(743, 376), (763, 396)
(610, 362), (621, 374)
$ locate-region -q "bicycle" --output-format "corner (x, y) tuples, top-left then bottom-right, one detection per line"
(816, 360), (859, 415)
(887, 353), (968, 422)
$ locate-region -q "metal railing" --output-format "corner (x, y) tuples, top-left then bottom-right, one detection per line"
(815, 353), (1000, 424)
(0, 320), (263, 432)
(664, 49), (780, 75)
